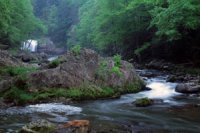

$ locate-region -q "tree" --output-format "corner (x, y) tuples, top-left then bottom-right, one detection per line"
(0, 0), (46, 47)
(150, 0), (200, 41)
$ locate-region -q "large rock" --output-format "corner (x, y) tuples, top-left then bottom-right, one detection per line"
(0, 78), (14, 93)
(175, 83), (200, 94)
(15, 51), (48, 63)
(0, 50), (22, 67)
(18, 119), (56, 133)
(27, 49), (143, 91)
(146, 60), (173, 70)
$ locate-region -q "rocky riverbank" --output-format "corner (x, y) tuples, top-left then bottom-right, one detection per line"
(135, 60), (200, 95)
(0, 49), (145, 107)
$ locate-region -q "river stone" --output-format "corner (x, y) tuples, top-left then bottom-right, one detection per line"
(18, 119), (56, 133)
(175, 83), (200, 94)
(0, 78), (14, 93)
(58, 120), (90, 133)
(134, 98), (153, 107)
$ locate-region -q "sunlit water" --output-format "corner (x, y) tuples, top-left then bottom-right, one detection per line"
(0, 103), (82, 115)
(48, 56), (58, 61)
(21, 40), (38, 52)
(0, 69), (200, 132)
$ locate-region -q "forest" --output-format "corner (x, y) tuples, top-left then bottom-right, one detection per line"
(1, 0), (200, 64)
(0, 0), (200, 132)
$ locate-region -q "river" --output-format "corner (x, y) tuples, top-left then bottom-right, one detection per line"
(0, 69), (200, 133)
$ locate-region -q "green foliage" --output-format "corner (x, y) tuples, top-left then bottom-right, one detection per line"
(67, 0), (200, 61)
(18, 86), (116, 102)
(111, 54), (122, 76)
(113, 54), (122, 67)
(1, 80), (144, 104)
(48, 59), (62, 68)
(134, 43), (151, 55)
(150, 0), (200, 41)
(68, 0), (152, 53)
(3, 87), (34, 104)
(96, 60), (109, 81)
(111, 66), (122, 77)
(32, 0), (83, 45)
(123, 80), (145, 93)
(0, 0), (46, 47)
(70, 45), (81, 55)
(0, 66), (37, 77)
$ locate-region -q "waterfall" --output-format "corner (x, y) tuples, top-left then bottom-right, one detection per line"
(22, 40), (38, 52)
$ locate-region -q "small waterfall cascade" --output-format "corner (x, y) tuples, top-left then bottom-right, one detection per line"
(21, 40), (38, 52)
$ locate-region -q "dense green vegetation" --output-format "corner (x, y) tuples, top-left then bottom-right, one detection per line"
(32, 0), (86, 46)
(1, 0), (199, 65)
(1, 82), (143, 105)
(0, 0), (45, 48)
(68, 0), (200, 65)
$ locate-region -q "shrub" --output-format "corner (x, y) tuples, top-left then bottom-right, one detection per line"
(111, 66), (122, 76)
(113, 54), (122, 67)
(48, 59), (61, 68)
(96, 60), (109, 81)
(71, 45), (81, 55)
(0, 66), (37, 77)
(3, 87), (34, 104)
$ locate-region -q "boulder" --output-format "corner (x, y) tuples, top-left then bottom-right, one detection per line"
(167, 75), (184, 82)
(27, 49), (144, 91)
(133, 98), (163, 107)
(175, 83), (200, 94)
(0, 78), (14, 93)
(134, 98), (153, 107)
(0, 50), (22, 67)
(18, 119), (56, 133)
(146, 60), (173, 70)
(15, 52), (48, 63)
(59, 120), (90, 133)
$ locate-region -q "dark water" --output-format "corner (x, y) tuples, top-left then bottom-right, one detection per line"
(0, 69), (200, 133)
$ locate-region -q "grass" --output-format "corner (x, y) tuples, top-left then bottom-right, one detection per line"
(2, 87), (34, 105)
(35, 86), (117, 101)
(111, 66), (122, 77)
(70, 45), (81, 56)
(123, 80), (145, 94)
(1, 85), (119, 104)
(0, 66), (37, 77)
(113, 54), (122, 67)
(48, 59), (61, 68)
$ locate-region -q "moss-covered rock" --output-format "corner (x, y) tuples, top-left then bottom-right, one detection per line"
(134, 98), (153, 107)
(28, 49), (144, 91)
(1, 49), (144, 105)
(18, 119), (56, 133)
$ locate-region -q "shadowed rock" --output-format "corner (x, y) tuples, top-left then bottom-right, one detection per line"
(175, 83), (200, 94)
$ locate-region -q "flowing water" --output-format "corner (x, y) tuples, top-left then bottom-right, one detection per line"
(0, 69), (200, 133)
(21, 40), (38, 52)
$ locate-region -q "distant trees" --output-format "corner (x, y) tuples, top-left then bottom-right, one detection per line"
(32, 0), (83, 46)
(68, 0), (200, 63)
(0, 0), (45, 47)
(67, 0), (154, 55)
